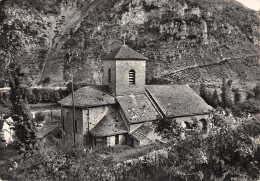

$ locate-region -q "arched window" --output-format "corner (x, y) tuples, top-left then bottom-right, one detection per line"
(184, 121), (192, 129)
(129, 69), (136, 85)
(108, 68), (111, 83)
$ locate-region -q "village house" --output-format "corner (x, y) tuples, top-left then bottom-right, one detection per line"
(0, 117), (14, 147)
(58, 44), (212, 147)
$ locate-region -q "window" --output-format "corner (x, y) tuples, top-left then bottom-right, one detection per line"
(184, 121), (191, 129)
(108, 68), (111, 83)
(75, 120), (77, 133)
(129, 69), (136, 85)
(115, 135), (119, 145)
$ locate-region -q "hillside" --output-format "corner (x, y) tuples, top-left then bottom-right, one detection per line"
(0, 0), (259, 86)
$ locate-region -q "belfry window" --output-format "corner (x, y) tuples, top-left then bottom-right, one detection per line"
(129, 69), (136, 85)
(108, 68), (111, 83)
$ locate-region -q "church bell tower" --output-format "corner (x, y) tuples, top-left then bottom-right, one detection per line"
(103, 45), (147, 96)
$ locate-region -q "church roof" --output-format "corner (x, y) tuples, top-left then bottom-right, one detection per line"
(104, 45), (148, 60)
(58, 85), (115, 108)
(116, 94), (161, 124)
(129, 122), (161, 145)
(146, 85), (213, 117)
(90, 106), (128, 137)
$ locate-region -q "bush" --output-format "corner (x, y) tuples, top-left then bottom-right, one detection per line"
(34, 111), (45, 123)
(42, 77), (51, 85)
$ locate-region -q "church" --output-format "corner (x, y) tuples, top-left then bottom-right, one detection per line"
(58, 44), (212, 147)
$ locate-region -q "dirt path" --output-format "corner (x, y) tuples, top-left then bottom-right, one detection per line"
(161, 55), (259, 78)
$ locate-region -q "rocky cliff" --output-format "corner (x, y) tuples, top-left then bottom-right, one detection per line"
(0, 0), (259, 86)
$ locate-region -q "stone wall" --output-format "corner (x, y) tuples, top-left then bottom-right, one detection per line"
(103, 60), (116, 95)
(175, 114), (210, 133)
(82, 106), (109, 145)
(61, 107), (83, 146)
(116, 60), (146, 96)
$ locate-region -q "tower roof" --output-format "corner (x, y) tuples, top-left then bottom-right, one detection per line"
(104, 45), (148, 60)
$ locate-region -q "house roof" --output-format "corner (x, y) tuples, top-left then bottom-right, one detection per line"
(58, 85), (116, 108)
(129, 122), (161, 145)
(36, 121), (61, 139)
(116, 94), (161, 124)
(104, 45), (148, 60)
(146, 85), (213, 117)
(90, 106), (128, 137)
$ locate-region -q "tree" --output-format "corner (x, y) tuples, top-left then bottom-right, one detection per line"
(211, 89), (220, 108)
(8, 63), (36, 152)
(154, 114), (260, 180)
(221, 78), (227, 106)
(253, 85), (260, 100)
(200, 83), (212, 105)
(233, 88), (241, 105)
(53, 91), (61, 102)
(42, 76), (51, 85)
(246, 91), (255, 100)
(221, 78), (233, 108)
(34, 111), (45, 124)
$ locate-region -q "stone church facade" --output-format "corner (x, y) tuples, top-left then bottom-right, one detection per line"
(59, 45), (212, 147)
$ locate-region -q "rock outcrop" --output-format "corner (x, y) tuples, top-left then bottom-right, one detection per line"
(0, 0), (259, 86)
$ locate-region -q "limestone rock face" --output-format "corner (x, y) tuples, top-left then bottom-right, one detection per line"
(0, 0), (259, 85)
(200, 20), (208, 44)
(121, 4), (147, 25)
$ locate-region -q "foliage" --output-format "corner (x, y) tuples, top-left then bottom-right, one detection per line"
(233, 88), (241, 105)
(8, 146), (117, 180)
(200, 83), (207, 101)
(211, 89), (220, 108)
(34, 111), (45, 123)
(8, 63), (36, 153)
(253, 85), (260, 100)
(221, 78), (233, 108)
(42, 76), (51, 85)
(154, 114), (260, 180)
(25, 88), (67, 104)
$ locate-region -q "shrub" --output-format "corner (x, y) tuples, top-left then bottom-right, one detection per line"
(42, 77), (51, 85)
(34, 111), (45, 123)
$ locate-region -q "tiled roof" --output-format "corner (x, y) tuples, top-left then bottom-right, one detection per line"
(116, 94), (161, 124)
(104, 45), (148, 60)
(58, 85), (116, 108)
(129, 122), (161, 145)
(90, 106), (128, 137)
(36, 121), (61, 139)
(146, 85), (213, 117)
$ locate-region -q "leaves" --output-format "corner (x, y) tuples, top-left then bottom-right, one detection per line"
(155, 114), (260, 180)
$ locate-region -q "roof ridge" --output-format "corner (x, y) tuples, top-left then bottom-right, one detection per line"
(129, 123), (143, 134)
(104, 44), (148, 60)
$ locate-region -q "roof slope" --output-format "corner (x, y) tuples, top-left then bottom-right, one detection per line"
(146, 85), (213, 117)
(104, 45), (148, 60)
(36, 121), (61, 139)
(58, 85), (115, 108)
(116, 94), (160, 124)
(90, 106), (128, 137)
(129, 122), (161, 145)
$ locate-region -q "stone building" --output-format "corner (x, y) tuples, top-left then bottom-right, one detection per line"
(0, 117), (14, 147)
(58, 45), (212, 147)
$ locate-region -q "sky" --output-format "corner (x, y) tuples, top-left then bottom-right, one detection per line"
(236, 0), (260, 11)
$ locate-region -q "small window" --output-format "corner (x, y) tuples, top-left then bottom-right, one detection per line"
(184, 121), (191, 129)
(75, 120), (77, 133)
(115, 135), (119, 145)
(129, 69), (135, 85)
(108, 68), (111, 83)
